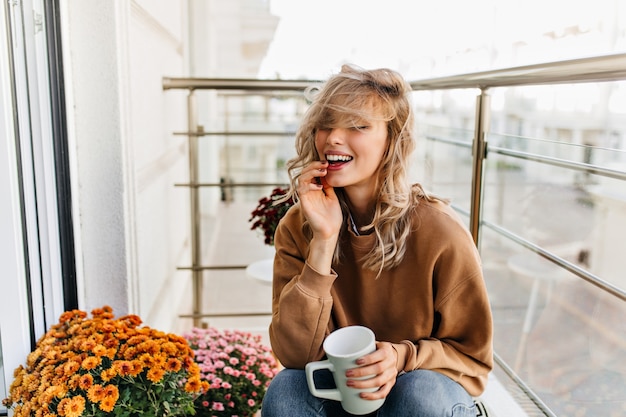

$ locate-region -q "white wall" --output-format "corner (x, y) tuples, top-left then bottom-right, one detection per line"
(128, 0), (193, 331)
(61, 0), (278, 333)
(62, 0), (192, 331)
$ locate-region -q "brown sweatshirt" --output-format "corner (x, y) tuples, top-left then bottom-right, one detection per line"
(269, 196), (493, 396)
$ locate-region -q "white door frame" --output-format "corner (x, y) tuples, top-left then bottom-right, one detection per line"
(0, 0), (67, 405)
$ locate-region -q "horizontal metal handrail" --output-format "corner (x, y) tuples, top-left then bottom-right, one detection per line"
(483, 220), (626, 302)
(164, 54), (626, 93)
(430, 132), (626, 307)
(424, 134), (473, 148)
(163, 77), (320, 91)
(177, 265), (248, 271)
(410, 53), (626, 90)
(450, 200), (626, 301)
(173, 130), (296, 137)
(178, 311), (272, 318)
(174, 182), (288, 188)
(425, 135), (626, 181)
(488, 145), (626, 181)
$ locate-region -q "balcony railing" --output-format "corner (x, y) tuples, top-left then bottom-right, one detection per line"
(163, 53), (626, 417)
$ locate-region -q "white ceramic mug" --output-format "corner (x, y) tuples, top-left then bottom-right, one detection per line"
(305, 326), (385, 415)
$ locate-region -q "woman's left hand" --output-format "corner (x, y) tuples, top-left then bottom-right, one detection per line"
(345, 341), (399, 400)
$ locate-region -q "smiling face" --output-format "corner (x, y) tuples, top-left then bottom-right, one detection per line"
(314, 102), (389, 200)
(291, 65), (415, 210)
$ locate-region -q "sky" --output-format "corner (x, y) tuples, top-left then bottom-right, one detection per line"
(258, 0), (624, 80)
(258, 0), (497, 79)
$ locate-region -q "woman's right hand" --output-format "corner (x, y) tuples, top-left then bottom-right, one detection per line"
(297, 161), (342, 240)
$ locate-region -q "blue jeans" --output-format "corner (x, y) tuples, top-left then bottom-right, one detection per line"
(262, 368), (476, 417)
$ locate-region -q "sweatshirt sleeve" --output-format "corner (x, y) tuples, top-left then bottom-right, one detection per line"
(404, 274), (493, 395)
(402, 218), (494, 396)
(268, 208), (338, 369)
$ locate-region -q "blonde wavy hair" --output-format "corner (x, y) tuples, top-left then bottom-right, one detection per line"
(285, 64), (438, 273)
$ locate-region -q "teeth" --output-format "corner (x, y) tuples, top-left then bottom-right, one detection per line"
(326, 154), (353, 162)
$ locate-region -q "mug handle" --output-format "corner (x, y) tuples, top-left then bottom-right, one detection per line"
(305, 360), (342, 401)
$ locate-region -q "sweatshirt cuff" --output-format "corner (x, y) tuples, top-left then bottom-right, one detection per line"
(297, 262), (337, 297)
(399, 340), (418, 372)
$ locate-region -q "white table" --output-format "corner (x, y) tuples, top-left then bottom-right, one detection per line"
(507, 253), (565, 371)
(245, 258), (273, 285)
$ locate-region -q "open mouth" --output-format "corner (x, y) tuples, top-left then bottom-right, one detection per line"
(325, 154), (353, 166)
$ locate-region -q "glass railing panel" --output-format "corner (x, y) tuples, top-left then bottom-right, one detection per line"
(179, 91), (305, 204)
(201, 268), (273, 316)
(199, 195), (278, 268)
(479, 126), (626, 416)
(192, 134), (296, 188)
(483, 133), (626, 293)
(480, 226), (626, 417)
(217, 93), (307, 128)
(481, 150), (593, 256)
(416, 124), (474, 222)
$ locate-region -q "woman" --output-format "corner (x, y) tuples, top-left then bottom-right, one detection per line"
(262, 65), (493, 417)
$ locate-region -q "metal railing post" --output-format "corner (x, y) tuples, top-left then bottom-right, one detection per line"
(187, 90), (203, 327)
(469, 89), (490, 246)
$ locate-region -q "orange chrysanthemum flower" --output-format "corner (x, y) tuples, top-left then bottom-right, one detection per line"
(146, 367), (165, 384)
(58, 310), (86, 324)
(161, 342), (178, 356)
(152, 353), (167, 366)
(138, 340), (159, 355)
(58, 396), (85, 417)
(129, 360), (143, 377)
(26, 350), (41, 366)
(138, 353), (156, 367)
(184, 376), (202, 393)
(5, 307), (203, 417)
(100, 323), (116, 333)
(98, 396), (116, 413)
(105, 348), (117, 359)
(103, 337), (119, 349)
(183, 355), (195, 369)
(86, 384), (105, 403)
(165, 358), (182, 373)
(79, 339), (96, 352)
(78, 374), (93, 390)
(56, 398), (70, 417)
(92, 345), (107, 357)
(68, 374), (81, 390)
(123, 315), (142, 326)
(100, 368), (116, 382)
(126, 335), (147, 346)
(81, 356), (100, 370)
(103, 385), (119, 403)
(113, 361), (133, 377)
(20, 401), (32, 417)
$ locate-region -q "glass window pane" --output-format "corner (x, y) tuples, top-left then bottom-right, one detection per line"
(416, 125), (474, 219)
